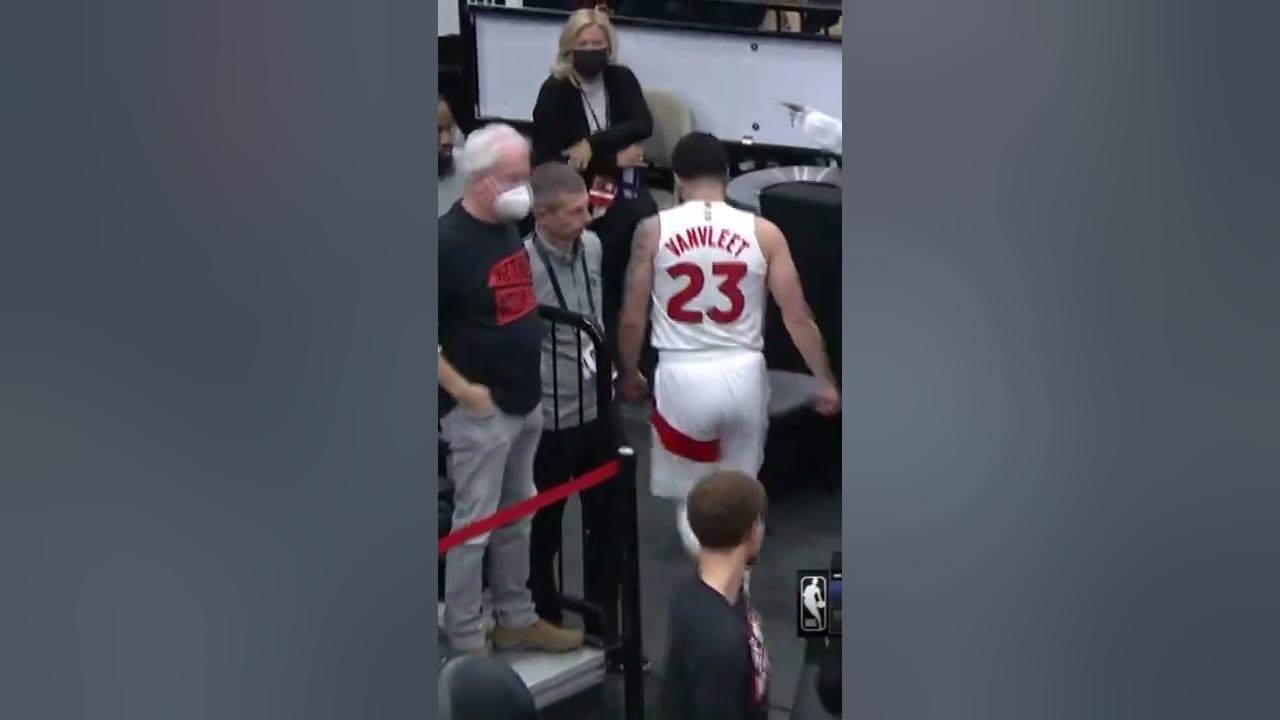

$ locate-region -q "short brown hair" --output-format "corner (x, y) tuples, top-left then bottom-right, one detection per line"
(686, 471), (767, 550)
(531, 162), (587, 211)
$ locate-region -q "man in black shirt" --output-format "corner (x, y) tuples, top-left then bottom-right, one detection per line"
(661, 471), (771, 720)
(438, 123), (584, 656)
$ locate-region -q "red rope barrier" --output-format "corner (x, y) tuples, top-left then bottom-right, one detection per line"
(438, 459), (621, 555)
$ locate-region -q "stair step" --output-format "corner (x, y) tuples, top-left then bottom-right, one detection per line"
(505, 646), (607, 709)
(438, 604), (607, 708)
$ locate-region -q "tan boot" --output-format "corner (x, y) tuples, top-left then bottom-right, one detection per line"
(491, 619), (585, 653)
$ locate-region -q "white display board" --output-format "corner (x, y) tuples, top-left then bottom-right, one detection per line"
(439, 1), (460, 36)
(473, 9), (841, 150)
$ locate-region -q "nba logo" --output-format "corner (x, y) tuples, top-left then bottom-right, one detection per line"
(796, 572), (828, 637)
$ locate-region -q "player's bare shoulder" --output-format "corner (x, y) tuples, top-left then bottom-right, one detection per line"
(753, 215), (786, 258)
(633, 214), (660, 258)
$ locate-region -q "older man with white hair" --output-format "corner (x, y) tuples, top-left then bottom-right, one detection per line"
(438, 123), (585, 656)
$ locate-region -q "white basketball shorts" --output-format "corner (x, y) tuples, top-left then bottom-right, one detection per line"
(648, 349), (770, 503)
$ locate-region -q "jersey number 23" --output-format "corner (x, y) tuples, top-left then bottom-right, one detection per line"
(665, 261), (748, 324)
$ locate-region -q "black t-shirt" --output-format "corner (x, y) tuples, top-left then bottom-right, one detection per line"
(661, 572), (770, 720)
(438, 201), (545, 418)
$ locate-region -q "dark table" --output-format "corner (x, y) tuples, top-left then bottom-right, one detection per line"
(762, 370), (836, 496)
(726, 165), (841, 377)
(726, 165), (841, 215)
(728, 167), (843, 497)
(768, 369), (818, 417)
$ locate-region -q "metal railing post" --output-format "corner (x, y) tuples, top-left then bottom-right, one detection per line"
(617, 444), (645, 720)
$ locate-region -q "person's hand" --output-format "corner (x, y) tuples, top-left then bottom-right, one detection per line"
(783, 102), (807, 128)
(812, 382), (841, 416)
(457, 382), (496, 418)
(563, 139), (592, 171)
(617, 371), (649, 403)
(616, 143), (646, 169)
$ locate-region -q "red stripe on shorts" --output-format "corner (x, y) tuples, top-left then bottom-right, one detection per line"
(650, 405), (720, 463)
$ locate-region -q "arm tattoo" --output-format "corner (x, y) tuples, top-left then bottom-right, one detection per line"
(624, 217), (657, 289)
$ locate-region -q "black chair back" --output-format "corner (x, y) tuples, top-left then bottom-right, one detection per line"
(438, 655), (538, 720)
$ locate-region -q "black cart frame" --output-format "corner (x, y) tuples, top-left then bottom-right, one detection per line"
(538, 304), (645, 720)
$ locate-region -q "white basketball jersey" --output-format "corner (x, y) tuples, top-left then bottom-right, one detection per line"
(651, 201), (767, 352)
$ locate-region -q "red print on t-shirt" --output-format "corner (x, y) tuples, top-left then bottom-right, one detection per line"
(488, 250), (536, 326)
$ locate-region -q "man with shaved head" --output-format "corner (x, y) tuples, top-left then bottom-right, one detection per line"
(520, 162), (624, 644)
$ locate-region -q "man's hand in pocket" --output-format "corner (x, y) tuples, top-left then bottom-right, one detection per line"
(458, 383), (496, 418)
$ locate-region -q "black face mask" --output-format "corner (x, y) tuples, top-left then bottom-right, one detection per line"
(438, 153), (454, 177)
(572, 49), (608, 79)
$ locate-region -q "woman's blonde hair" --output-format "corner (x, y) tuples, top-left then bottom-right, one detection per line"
(551, 8), (619, 81)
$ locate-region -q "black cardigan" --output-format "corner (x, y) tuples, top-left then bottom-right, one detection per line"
(531, 64), (653, 183)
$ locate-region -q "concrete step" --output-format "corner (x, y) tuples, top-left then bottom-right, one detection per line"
(438, 604), (607, 709)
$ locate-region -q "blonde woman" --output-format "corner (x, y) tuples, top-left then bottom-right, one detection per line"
(530, 7), (652, 193)
(531, 7), (658, 365)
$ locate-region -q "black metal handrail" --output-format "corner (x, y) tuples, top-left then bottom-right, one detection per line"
(536, 304), (645, 720)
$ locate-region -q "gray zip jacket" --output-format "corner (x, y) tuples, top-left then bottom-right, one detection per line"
(523, 230), (605, 431)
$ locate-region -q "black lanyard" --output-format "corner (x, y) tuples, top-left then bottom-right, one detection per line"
(533, 233), (597, 319)
(581, 85), (640, 196)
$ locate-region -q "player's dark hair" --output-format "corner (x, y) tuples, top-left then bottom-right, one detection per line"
(686, 471), (767, 550)
(670, 132), (730, 184)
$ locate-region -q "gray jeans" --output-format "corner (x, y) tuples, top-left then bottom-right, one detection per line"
(441, 404), (543, 650)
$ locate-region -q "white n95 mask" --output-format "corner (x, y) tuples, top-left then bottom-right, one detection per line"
(494, 184), (532, 221)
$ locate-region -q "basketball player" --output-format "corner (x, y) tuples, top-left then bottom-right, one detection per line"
(616, 132), (840, 555)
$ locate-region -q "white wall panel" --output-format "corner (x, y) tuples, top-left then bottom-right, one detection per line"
(474, 10), (841, 149)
